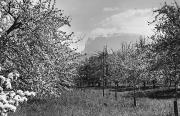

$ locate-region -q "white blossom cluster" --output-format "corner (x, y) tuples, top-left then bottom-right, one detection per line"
(0, 68), (35, 116)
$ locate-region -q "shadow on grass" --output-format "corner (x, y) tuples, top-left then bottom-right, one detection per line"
(124, 88), (180, 99)
(73, 86), (179, 99)
(110, 86), (161, 92)
(76, 85), (160, 92)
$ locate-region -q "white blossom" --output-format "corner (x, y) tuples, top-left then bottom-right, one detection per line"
(5, 81), (12, 89)
(9, 91), (15, 98)
(3, 104), (16, 112)
(30, 92), (36, 97)
(0, 93), (8, 104)
(14, 101), (19, 107)
(8, 99), (15, 104)
(1, 111), (7, 115)
(0, 69), (35, 116)
(14, 72), (20, 79)
(0, 76), (5, 84)
(24, 91), (31, 96)
(18, 97), (27, 103)
(22, 97), (28, 102)
(7, 73), (14, 81)
(0, 87), (3, 92)
(0, 102), (4, 108)
(24, 91), (36, 97)
(17, 90), (24, 96)
(14, 95), (21, 102)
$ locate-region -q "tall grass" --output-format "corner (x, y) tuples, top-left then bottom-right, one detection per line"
(9, 88), (175, 116)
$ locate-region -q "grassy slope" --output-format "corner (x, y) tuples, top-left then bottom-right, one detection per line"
(10, 88), (176, 116)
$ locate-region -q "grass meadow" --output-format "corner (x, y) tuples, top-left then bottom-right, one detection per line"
(9, 88), (177, 116)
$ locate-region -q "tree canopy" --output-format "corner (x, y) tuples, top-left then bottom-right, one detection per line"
(0, 0), (80, 97)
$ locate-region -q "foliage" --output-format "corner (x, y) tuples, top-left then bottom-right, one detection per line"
(76, 56), (102, 87)
(76, 46), (110, 87)
(150, 1), (180, 83)
(0, 0), (80, 97)
(110, 39), (150, 87)
(150, 2), (180, 115)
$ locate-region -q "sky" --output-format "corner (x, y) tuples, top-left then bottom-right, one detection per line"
(56, 0), (179, 53)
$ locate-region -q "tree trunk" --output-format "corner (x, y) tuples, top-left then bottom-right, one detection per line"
(143, 81), (146, 89)
(133, 95), (136, 107)
(152, 80), (156, 89)
(102, 51), (105, 97)
(174, 83), (178, 116)
(103, 80), (105, 97)
(115, 82), (118, 100)
(133, 83), (136, 107)
(115, 89), (117, 100)
(169, 80), (172, 88)
(174, 100), (178, 116)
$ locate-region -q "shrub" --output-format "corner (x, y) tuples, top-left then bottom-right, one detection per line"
(0, 67), (35, 116)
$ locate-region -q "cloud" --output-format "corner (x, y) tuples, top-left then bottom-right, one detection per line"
(83, 33), (140, 55)
(91, 8), (155, 37)
(103, 7), (119, 12)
